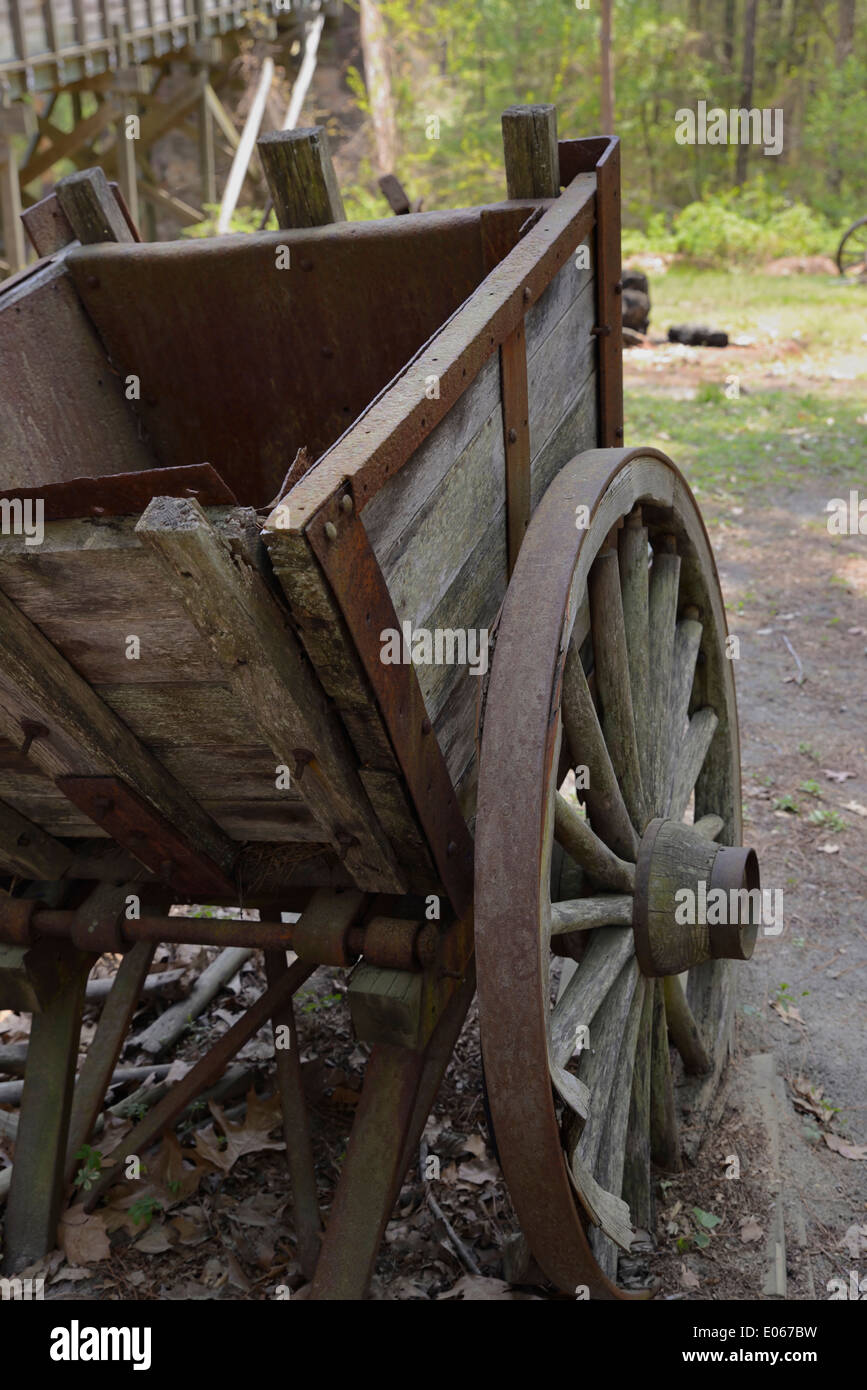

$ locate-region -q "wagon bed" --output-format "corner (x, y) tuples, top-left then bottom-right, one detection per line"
(0, 109), (759, 1299)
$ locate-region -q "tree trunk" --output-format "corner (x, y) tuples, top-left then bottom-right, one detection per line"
(359, 0), (397, 176)
(735, 0), (759, 186)
(836, 0), (855, 64)
(722, 0), (736, 74)
(600, 0), (614, 131)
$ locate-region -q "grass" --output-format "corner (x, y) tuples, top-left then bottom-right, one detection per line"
(624, 270), (867, 507)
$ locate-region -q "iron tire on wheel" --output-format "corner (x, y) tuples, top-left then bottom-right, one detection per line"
(475, 447), (756, 1299)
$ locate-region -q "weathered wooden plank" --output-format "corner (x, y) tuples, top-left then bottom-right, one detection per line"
(523, 239), (593, 362)
(500, 318), (531, 575)
(622, 983), (655, 1236)
(526, 276), (596, 468)
(136, 496), (404, 893)
(362, 354), (501, 564)
(94, 682), (255, 746)
(0, 588), (237, 875)
(0, 261), (153, 490)
(0, 796), (74, 878)
(528, 366), (598, 512)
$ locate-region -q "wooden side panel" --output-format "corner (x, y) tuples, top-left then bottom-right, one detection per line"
(0, 513), (341, 846)
(0, 261), (154, 489)
(364, 240), (599, 815)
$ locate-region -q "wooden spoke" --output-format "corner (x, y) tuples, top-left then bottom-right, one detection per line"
(667, 615), (703, 768)
(649, 980), (681, 1171)
(668, 707), (718, 821)
(693, 813), (724, 841)
(554, 792), (635, 894)
(585, 976), (648, 1276)
(550, 894), (633, 935)
(618, 509), (651, 800)
(622, 984), (655, 1237)
(589, 550), (648, 832)
(562, 644), (639, 862)
(663, 973), (711, 1076)
(573, 959), (641, 1170)
(550, 926), (634, 1069)
(647, 543), (681, 813)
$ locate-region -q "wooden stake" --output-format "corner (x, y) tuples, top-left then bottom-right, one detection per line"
(55, 166), (134, 243)
(257, 126), (345, 229)
(501, 104), (560, 199)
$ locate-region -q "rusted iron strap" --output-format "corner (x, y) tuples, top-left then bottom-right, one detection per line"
(587, 139), (623, 446)
(0, 464), (237, 523)
(307, 501), (474, 919)
(275, 173), (596, 530)
(84, 956), (315, 1211)
(558, 136), (616, 182)
(500, 320), (532, 576)
(55, 775), (236, 900)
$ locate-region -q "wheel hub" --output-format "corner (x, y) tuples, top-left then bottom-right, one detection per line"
(632, 817), (760, 977)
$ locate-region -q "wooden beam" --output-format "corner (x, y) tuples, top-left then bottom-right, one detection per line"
(501, 104), (560, 199)
(138, 179), (204, 226)
(20, 190), (75, 256)
(19, 103), (122, 186)
(0, 138), (26, 276)
(0, 798), (74, 879)
(135, 496), (404, 894)
(2, 939), (95, 1274)
(0, 583), (237, 879)
(258, 126), (346, 229)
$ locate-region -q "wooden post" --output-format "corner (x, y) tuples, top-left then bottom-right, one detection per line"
(501, 103), (560, 200)
(197, 72), (217, 205)
(55, 167), (135, 243)
(115, 98), (140, 228)
(2, 940), (96, 1273)
(0, 135), (25, 276)
(264, 950), (321, 1279)
(257, 126), (345, 229)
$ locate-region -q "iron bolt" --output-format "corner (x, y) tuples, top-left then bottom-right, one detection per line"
(508, 427), (518, 444)
(324, 521), (338, 541)
(340, 494), (353, 514)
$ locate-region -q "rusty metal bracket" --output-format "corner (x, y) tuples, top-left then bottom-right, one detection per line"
(0, 463), (238, 524)
(55, 775), (236, 899)
(306, 495), (474, 920)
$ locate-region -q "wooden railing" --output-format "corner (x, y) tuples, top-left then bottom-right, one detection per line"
(0, 0), (319, 95)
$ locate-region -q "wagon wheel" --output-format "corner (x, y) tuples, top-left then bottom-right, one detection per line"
(475, 447), (760, 1299)
(837, 216), (867, 278)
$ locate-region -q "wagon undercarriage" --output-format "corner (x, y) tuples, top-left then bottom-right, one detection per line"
(0, 107), (761, 1298)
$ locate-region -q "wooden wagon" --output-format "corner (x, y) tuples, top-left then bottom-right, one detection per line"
(0, 106), (760, 1299)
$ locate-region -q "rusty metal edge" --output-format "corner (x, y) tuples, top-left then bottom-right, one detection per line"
(0, 463), (238, 522)
(306, 496), (474, 921)
(590, 138), (624, 448)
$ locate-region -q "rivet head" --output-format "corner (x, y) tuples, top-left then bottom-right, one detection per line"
(324, 521), (338, 541)
(508, 427), (518, 444)
(340, 494), (353, 514)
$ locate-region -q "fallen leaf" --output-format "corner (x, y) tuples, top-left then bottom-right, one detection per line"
(824, 1133), (867, 1160)
(739, 1218), (763, 1243)
(823, 769), (855, 782)
(692, 1206), (721, 1230)
(58, 1206), (110, 1265)
(464, 1133), (487, 1159)
(771, 1001), (804, 1025)
(841, 1223), (867, 1260)
(457, 1159), (500, 1186)
(680, 1263), (700, 1289)
(134, 1223), (176, 1254)
(170, 1214), (209, 1246)
(49, 1265), (92, 1284)
(437, 1275), (539, 1300)
(843, 800), (867, 818)
(193, 1092), (285, 1174)
(816, 843), (840, 854)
